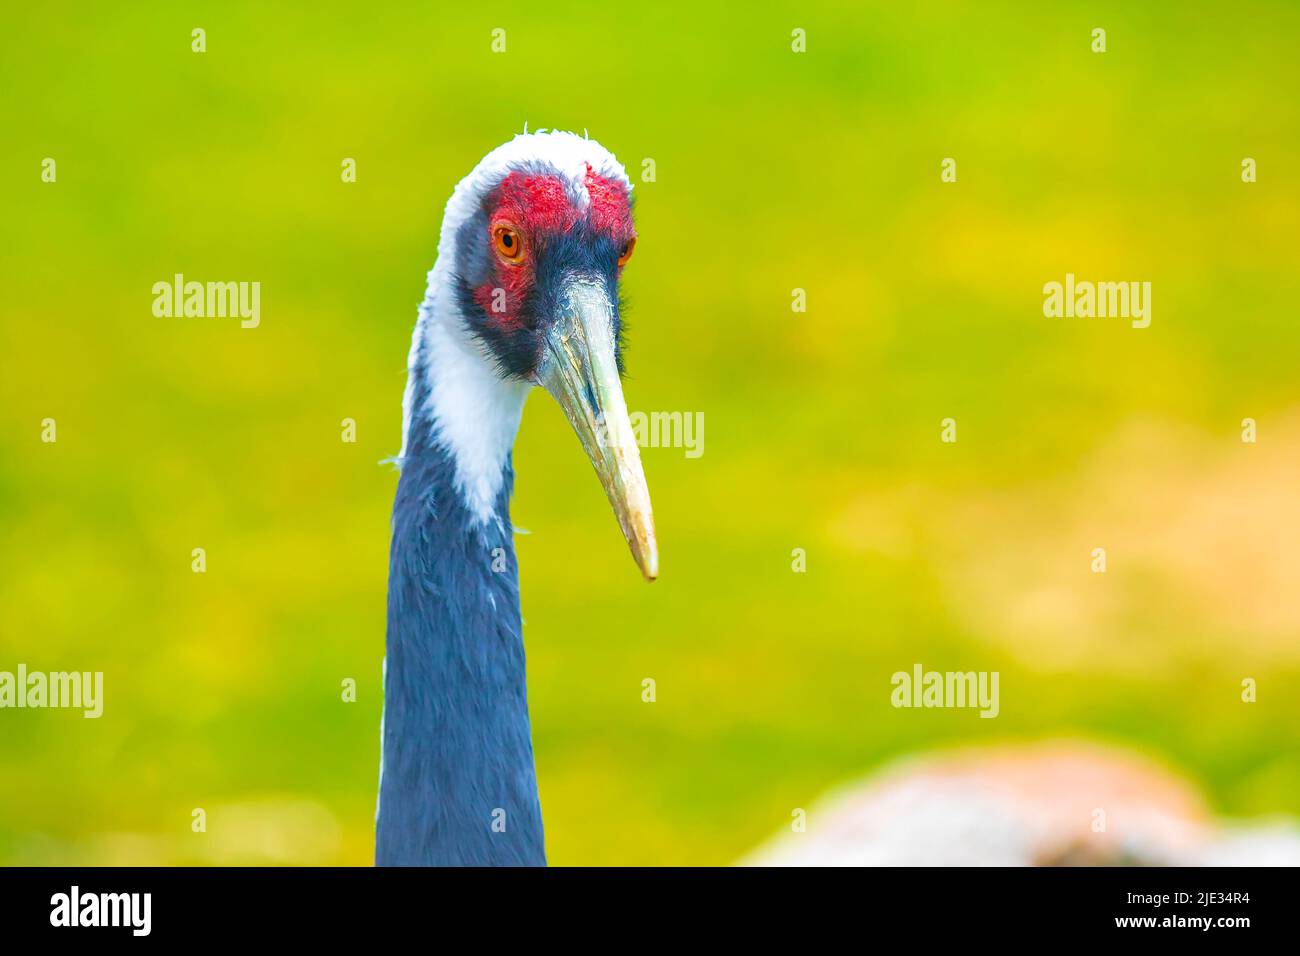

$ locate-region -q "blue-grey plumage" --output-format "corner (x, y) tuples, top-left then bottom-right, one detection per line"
(377, 337), (543, 865)
(376, 132), (657, 866)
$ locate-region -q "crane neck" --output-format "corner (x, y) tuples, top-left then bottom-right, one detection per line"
(376, 316), (545, 866)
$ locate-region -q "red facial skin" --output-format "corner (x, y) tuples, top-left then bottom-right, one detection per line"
(472, 165), (634, 327)
(584, 163), (635, 234)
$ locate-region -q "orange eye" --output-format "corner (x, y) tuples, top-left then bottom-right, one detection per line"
(617, 237), (636, 267)
(493, 224), (524, 263)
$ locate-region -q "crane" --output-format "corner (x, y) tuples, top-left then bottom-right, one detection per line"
(375, 131), (655, 866)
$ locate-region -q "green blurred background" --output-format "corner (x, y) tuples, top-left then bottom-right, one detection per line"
(2, 2), (1298, 865)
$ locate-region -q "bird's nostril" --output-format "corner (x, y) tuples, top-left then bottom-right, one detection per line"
(582, 382), (599, 415)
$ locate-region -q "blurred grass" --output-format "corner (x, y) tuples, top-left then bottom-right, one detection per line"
(1, 2), (1298, 865)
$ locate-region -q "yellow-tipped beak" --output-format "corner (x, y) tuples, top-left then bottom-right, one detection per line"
(537, 277), (658, 581)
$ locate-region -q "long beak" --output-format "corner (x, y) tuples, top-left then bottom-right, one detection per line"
(537, 277), (658, 581)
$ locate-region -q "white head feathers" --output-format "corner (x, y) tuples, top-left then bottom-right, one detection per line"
(397, 131), (632, 526)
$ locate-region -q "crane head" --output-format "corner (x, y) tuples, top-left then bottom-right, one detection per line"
(436, 131), (657, 581)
